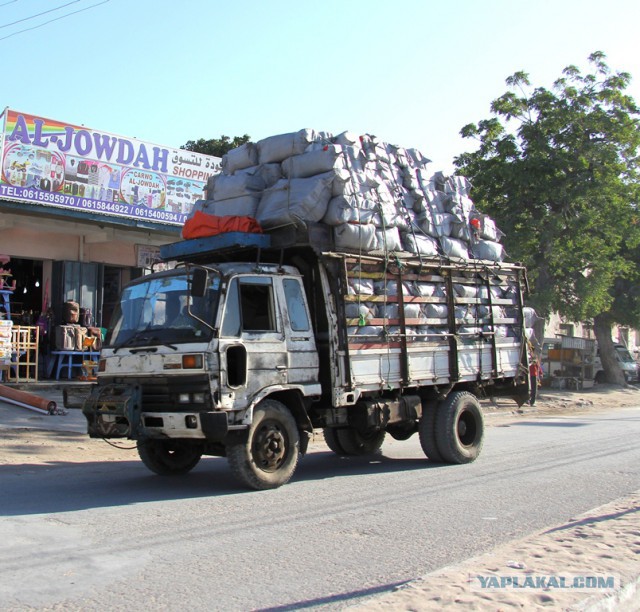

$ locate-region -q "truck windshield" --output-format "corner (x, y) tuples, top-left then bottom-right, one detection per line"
(104, 270), (220, 348)
(616, 347), (635, 364)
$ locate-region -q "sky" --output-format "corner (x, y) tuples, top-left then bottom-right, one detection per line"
(2, 0), (639, 173)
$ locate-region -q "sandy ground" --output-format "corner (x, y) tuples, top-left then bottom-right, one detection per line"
(1, 383), (640, 610)
(350, 385), (640, 611)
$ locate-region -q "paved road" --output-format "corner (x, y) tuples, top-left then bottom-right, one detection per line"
(1, 405), (640, 611)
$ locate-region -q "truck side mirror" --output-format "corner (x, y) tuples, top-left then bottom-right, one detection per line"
(191, 268), (208, 297)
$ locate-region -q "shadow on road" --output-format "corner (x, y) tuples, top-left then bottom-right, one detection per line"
(0, 449), (442, 516)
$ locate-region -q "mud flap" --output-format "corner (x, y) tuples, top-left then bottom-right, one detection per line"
(82, 384), (142, 439)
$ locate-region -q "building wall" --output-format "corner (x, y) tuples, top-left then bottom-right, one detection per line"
(544, 311), (639, 354)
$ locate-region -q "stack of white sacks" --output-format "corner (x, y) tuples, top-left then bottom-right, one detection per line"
(187, 129), (524, 343)
(189, 128), (506, 263)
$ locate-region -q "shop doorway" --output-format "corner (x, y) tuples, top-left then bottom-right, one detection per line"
(102, 266), (123, 329)
(1, 257), (43, 324)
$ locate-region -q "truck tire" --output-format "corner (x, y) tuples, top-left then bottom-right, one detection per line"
(419, 400), (444, 462)
(435, 391), (484, 464)
(227, 399), (300, 490)
(336, 428), (385, 455)
(323, 428), (347, 455)
(137, 440), (203, 475)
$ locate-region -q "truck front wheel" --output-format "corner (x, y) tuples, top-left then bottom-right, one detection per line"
(435, 391), (484, 464)
(227, 400), (300, 490)
(137, 440), (203, 475)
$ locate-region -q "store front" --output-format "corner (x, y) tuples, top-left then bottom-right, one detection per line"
(0, 108), (221, 381)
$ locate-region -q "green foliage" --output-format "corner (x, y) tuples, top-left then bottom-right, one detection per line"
(181, 134), (251, 158)
(455, 52), (640, 328)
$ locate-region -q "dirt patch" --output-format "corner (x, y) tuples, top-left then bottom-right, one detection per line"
(483, 383), (640, 425)
(0, 428), (139, 466)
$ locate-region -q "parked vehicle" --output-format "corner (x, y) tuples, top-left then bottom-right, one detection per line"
(83, 230), (530, 489)
(594, 344), (639, 384)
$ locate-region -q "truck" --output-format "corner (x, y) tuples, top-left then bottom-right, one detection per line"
(82, 226), (531, 489)
(594, 344), (639, 384)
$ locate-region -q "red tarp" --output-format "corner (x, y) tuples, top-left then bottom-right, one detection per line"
(182, 212), (263, 240)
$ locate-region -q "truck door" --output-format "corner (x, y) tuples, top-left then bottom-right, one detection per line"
(218, 276), (288, 410)
(278, 276), (319, 384)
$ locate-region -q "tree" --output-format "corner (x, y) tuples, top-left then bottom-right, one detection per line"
(181, 134), (251, 158)
(455, 52), (640, 385)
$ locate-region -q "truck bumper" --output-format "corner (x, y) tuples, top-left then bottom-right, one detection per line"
(139, 410), (231, 442)
(82, 384), (142, 439)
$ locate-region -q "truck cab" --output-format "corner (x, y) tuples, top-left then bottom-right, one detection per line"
(595, 344), (639, 384)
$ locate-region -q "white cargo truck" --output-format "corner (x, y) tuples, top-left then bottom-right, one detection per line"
(83, 227), (531, 489)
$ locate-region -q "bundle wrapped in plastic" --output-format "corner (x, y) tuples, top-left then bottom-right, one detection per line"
(401, 233), (439, 256)
(221, 142), (259, 175)
(257, 129), (325, 164)
(282, 145), (346, 179)
(192, 127), (509, 266)
(347, 277), (375, 295)
(256, 173), (334, 228)
(470, 240), (505, 262)
(334, 223), (377, 252)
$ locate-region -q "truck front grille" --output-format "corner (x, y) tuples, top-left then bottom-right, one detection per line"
(102, 375), (212, 412)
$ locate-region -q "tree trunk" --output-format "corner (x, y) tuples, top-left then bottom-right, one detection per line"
(593, 313), (626, 386)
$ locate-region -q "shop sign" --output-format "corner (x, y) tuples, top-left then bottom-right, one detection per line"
(0, 108), (221, 226)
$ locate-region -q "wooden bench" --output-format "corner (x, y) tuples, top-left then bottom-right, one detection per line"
(49, 350), (101, 380)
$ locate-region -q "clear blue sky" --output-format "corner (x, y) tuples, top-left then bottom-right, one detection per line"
(2, 0), (639, 172)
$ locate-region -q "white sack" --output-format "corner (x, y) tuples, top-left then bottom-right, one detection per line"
(471, 240), (505, 262)
(424, 303), (448, 318)
(523, 306), (539, 328)
(221, 142), (259, 175)
(281, 146), (346, 179)
(345, 302), (375, 321)
(373, 280), (414, 296)
(257, 128), (321, 164)
(416, 212), (454, 237)
(441, 237), (470, 259)
(212, 173), (265, 201)
(236, 163), (282, 188)
(334, 223), (377, 252)
(209, 195), (260, 218)
(453, 284), (478, 298)
(256, 174), (333, 228)
(375, 227), (402, 252)
(401, 233), (439, 256)
(376, 303), (423, 320)
(348, 278), (375, 295)
(410, 282), (446, 298)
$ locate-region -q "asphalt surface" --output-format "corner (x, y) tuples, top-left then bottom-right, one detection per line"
(0, 385), (637, 610)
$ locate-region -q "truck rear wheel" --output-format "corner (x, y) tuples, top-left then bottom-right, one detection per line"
(323, 428), (346, 455)
(435, 391), (484, 464)
(227, 399), (300, 490)
(137, 440), (203, 475)
(419, 400), (444, 462)
(336, 428), (385, 455)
